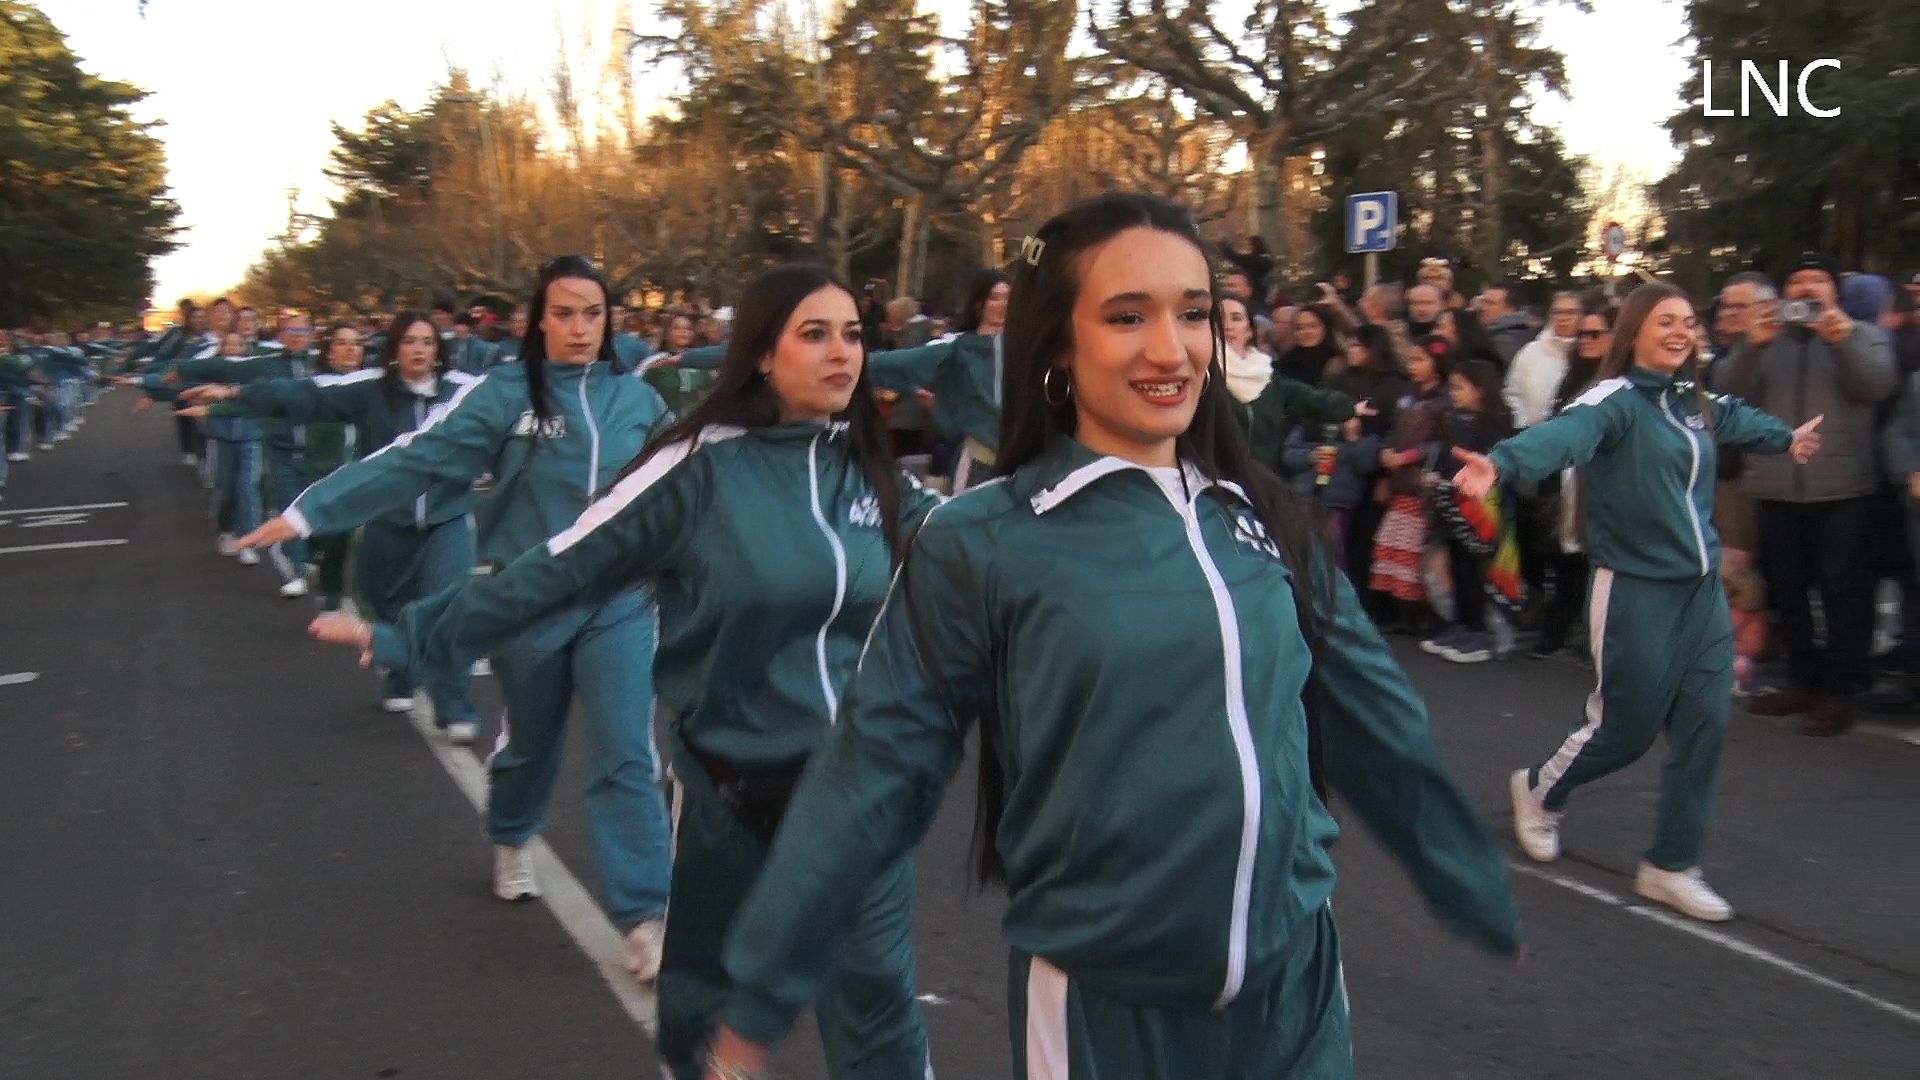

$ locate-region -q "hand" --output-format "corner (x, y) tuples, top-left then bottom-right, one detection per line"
(915, 389), (936, 408)
(1813, 305), (1853, 346)
(1789, 414), (1823, 464)
(177, 404), (210, 418)
(309, 612), (374, 669)
(238, 515), (300, 550)
(1354, 398), (1378, 418)
(1451, 447), (1499, 499)
(130, 397), (152, 414)
(179, 384), (234, 405)
(1378, 448), (1400, 471)
(114, 375), (144, 387)
(1746, 301), (1780, 349)
(703, 1026), (769, 1080)
(1909, 473), (1920, 502)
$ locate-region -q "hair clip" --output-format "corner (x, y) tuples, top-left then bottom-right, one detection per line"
(1020, 235), (1046, 267)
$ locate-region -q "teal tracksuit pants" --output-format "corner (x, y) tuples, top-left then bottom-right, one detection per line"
(1523, 567), (1731, 871)
(660, 731), (928, 1080)
(1007, 904), (1351, 1079)
(485, 589), (673, 930)
(261, 444), (311, 573)
(357, 517), (479, 727)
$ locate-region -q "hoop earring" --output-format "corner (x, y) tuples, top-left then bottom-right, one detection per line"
(1043, 366), (1072, 407)
(1202, 364), (1212, 393)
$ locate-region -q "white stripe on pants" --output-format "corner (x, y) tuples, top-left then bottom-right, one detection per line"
(1025, 956), (1070, 1080)
(1535, 565), (1615, 797)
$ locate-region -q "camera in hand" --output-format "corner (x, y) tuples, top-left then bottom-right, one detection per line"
(1778, 298), (1823, 325)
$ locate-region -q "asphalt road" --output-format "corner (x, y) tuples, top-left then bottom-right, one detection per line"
(3, 395), (1915, 1079)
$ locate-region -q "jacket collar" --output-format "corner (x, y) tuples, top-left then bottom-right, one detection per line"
(1626, 364), (1681, 390)
(746, 419), (849, 445)
(1019, 435), (1254, 515)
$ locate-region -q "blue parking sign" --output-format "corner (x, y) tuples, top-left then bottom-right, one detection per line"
(1345, 192), (1398, 254)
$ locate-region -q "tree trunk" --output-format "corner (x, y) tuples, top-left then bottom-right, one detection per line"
(1477, 125), (1504, 276)
(896, 193), (925, 296)
(815, 154), (839, 267)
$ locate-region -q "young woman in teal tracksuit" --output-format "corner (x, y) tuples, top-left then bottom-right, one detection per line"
(309, 265), (941, 1079)
(1454, 282), (1822, 924)
(672, 270), (1011, 493)
(704, 194), (1520, 1080)
(179, 312), (483, 739)
(231, 258), (677, 977)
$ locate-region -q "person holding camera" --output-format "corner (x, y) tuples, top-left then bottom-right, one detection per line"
(1712, 252), (1897, 736)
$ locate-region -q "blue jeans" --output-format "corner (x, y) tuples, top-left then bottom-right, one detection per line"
(486, 589), (672, 929)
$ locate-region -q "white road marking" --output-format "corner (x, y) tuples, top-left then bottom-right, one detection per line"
(0, 501), (128, 516)
(404, 705), (659, 1035)
(0, 672), (39, 687)
(18, 512), (94, 529)
(0, 538), (129, 556)
(1509, 862), (1920, 1027)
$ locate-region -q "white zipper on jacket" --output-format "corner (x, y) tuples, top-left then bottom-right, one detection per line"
(576, 370), (602, 498)
(1152, 474), (1261, 1008)
(413, 397), (428, 528)
(1659, 389), (1710, 576)
(805, 430), (851, 721)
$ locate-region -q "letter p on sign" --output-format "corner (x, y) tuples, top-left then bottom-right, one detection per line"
(1346, 192), (1397, 254)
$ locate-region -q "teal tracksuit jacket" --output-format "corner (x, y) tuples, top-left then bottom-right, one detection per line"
(232, 368), (483, 532)
(368, 420), (943, 1078)
(1490, 366), (1796, 870)
(1488, 366), (1794, 581)
(717, 435), (1520, 1076)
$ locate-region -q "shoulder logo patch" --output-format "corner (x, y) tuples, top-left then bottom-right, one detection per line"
(512, 410), (568, 438)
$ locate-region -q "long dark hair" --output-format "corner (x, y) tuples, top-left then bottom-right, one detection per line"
(976, 191), (1329, 885)
(1600, 282), (1712, 429)
(520, 255), (620, 423)
(1350, 322), (1400, 379)
(1553, 295), (1616, 410)
(955, 269), (1009, 334)
(376, 310), (450, 399)
(616, 264), (905, 560)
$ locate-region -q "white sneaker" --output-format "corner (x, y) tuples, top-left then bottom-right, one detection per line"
(381, 695), (415, 714)
(1635, 862), (1733, 922)
(625, 918), (666, 982)
(279, 578), (309, 598)
(492, 844), (540, 901)
(236, 548), (260, 566)
(37, 442), (53, 451)
(471, 657), (492, 677)
(181, 453), (197, 466)
(1509, 769), (1562, 863)
(216, 533), (239, 557)
(6, 453), (26, 462)
(445, 720), (478, 745)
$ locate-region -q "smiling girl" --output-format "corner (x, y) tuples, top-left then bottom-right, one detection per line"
(702, 193), (1518, 1080)
(1454, 282), (1821, 922)
(307, 264), (943, 1079)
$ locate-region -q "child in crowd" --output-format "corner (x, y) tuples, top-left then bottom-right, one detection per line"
(1282, 415), (1381, 574)
(1423, 359), (1515, 663)
(1723, 549), (1770, 696)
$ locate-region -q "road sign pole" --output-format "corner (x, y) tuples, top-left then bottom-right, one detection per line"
(1365, 251), (1379, 290)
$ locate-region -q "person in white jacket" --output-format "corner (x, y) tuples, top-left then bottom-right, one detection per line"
(1503, 291), (1585, 428)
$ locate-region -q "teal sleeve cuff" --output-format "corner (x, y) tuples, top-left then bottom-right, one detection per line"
(719, 986), (800, 1047)
(369, 623), (409, 675)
